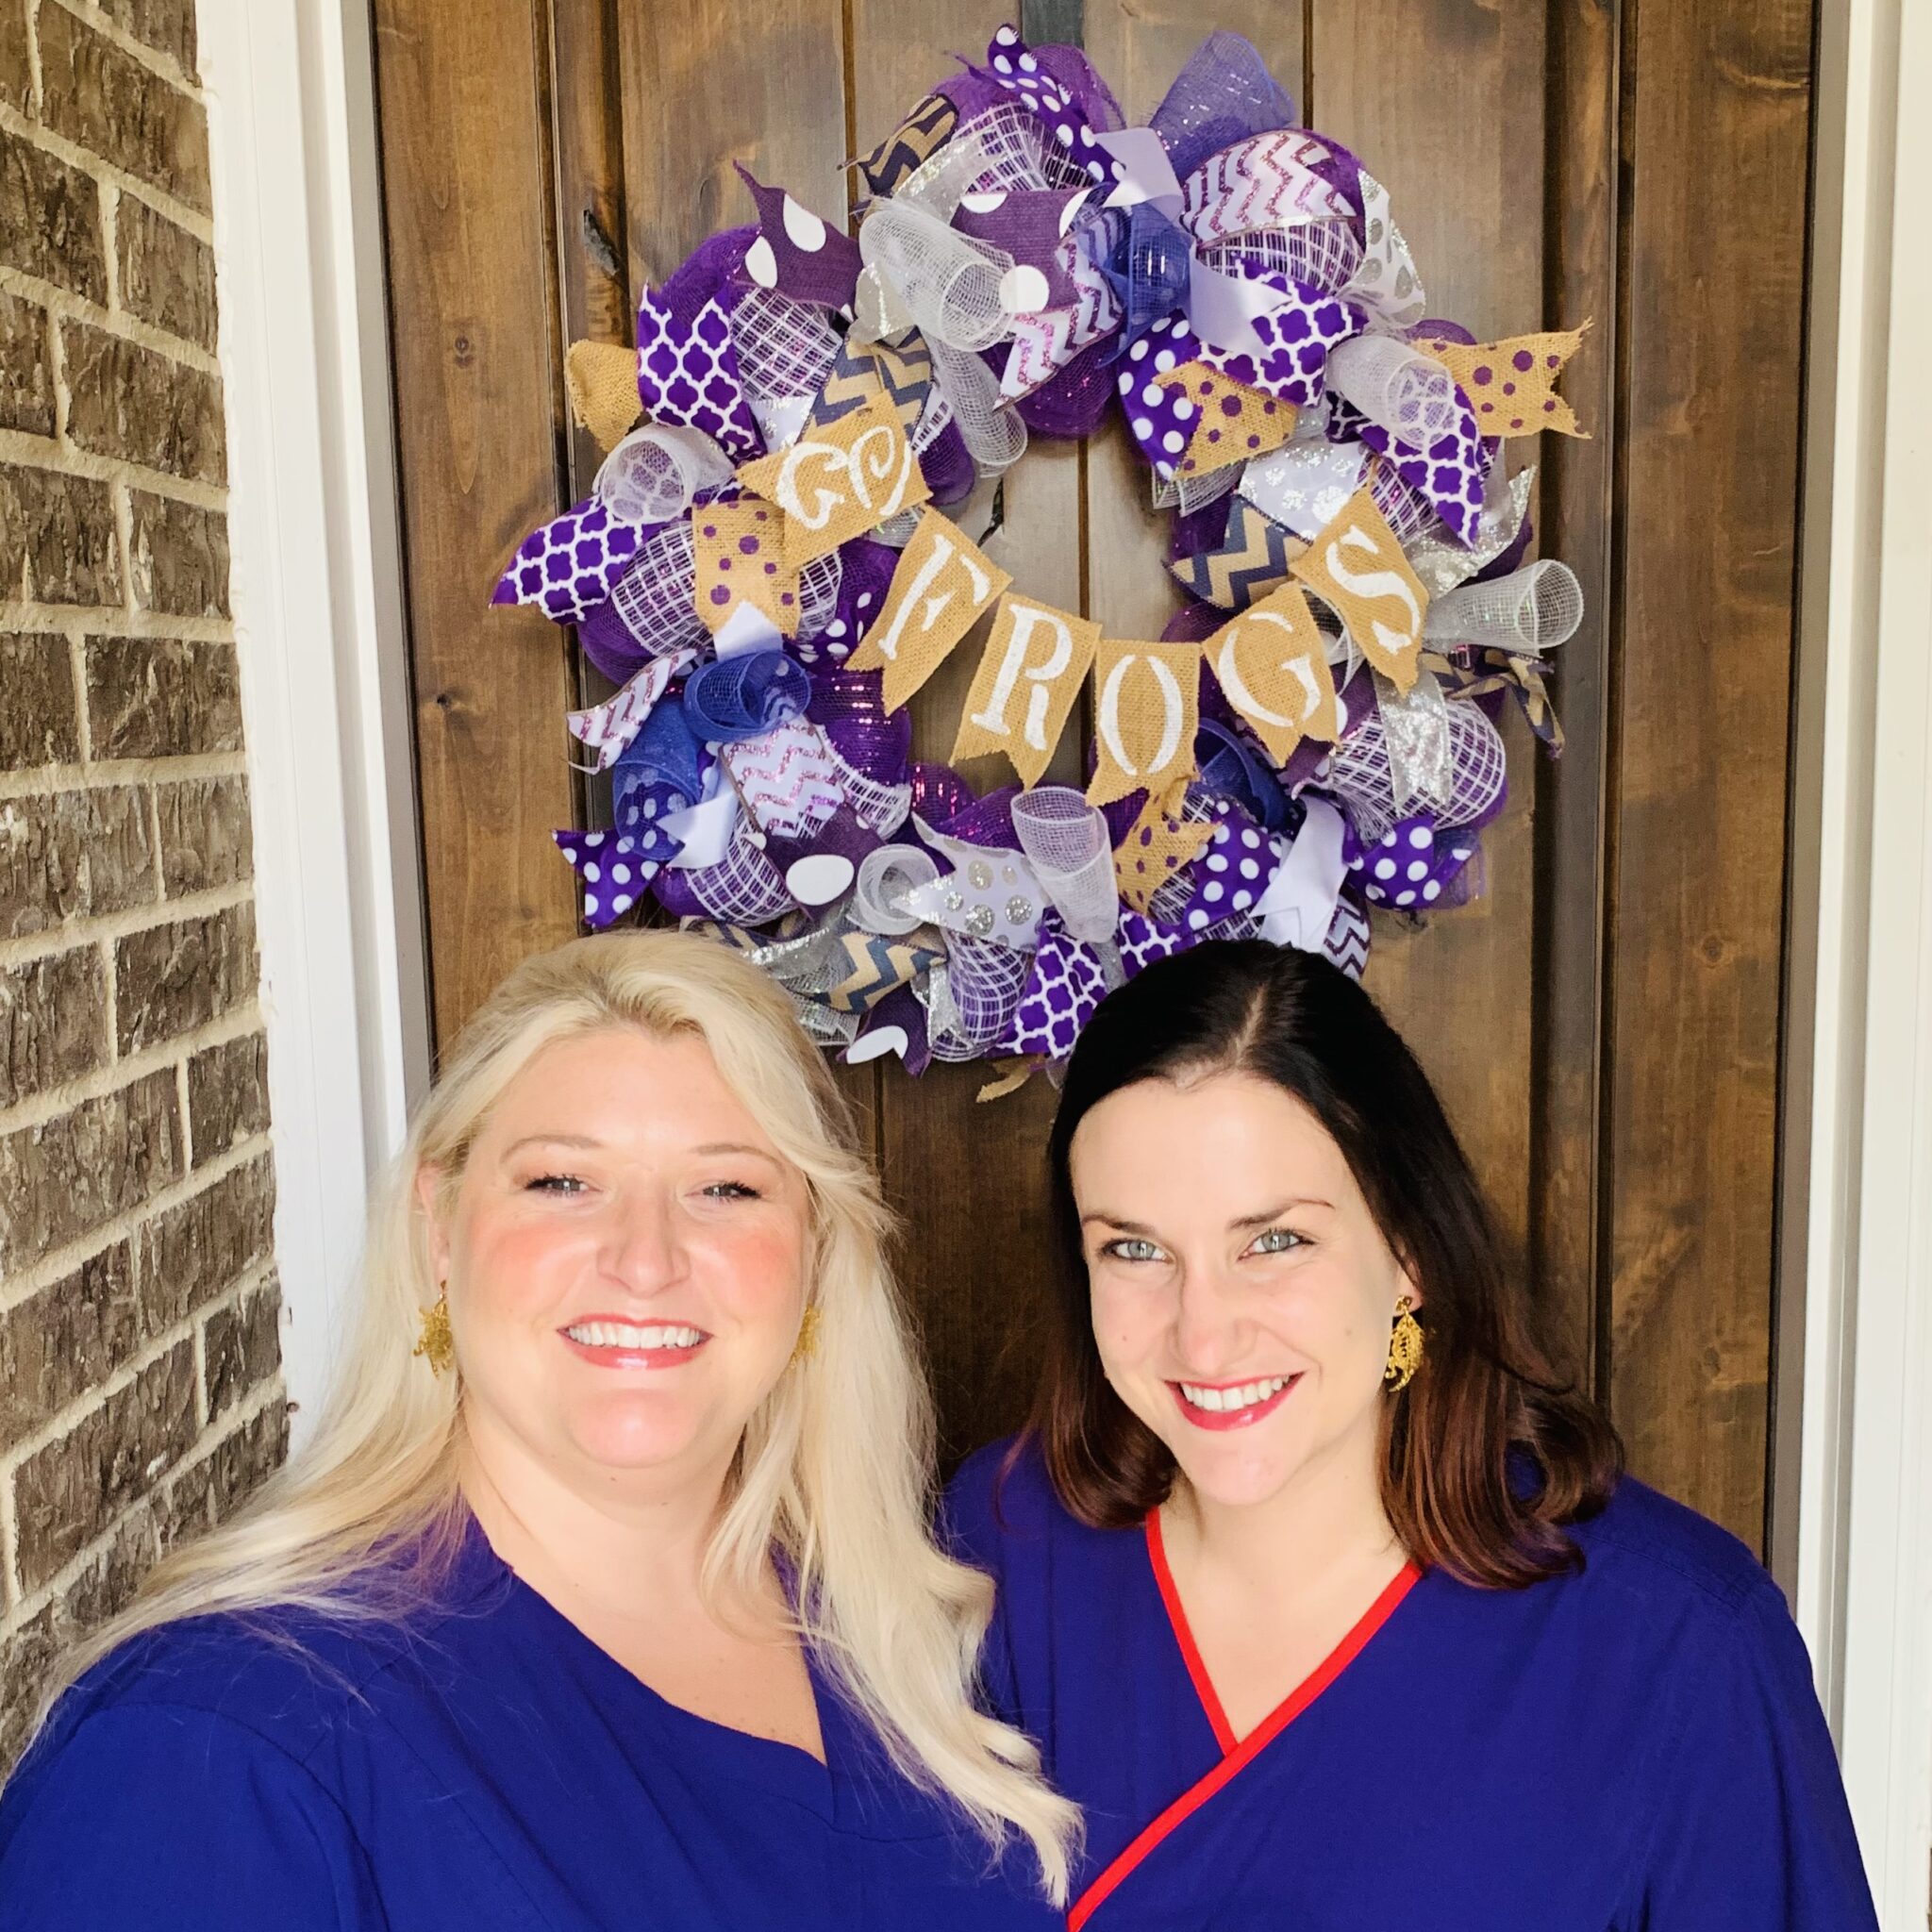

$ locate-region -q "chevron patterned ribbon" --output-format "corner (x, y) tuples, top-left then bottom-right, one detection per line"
(824, 930), (942, 1014)
(1170, 497), (1304, 609)
(854, 91), (958, 204)
(808, 333), (934, 436)
(1181, 131), (1355, 242)
(566, 648), (696, 772)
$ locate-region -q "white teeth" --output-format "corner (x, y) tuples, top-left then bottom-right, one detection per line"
(1178, 1375), (1290, 1413)
(565, 1322), (704, 1351)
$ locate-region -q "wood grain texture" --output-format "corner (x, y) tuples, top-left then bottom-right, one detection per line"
(1309, 0), (1547, 1261)
(1530, 0), (1621, 1386)
(375, 0), (579, 1046)
(849, 0), (1078, 1469)
(1605, 0), (1811, 1545)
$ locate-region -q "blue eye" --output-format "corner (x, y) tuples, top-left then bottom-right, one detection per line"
(1103, 1238), (1165, 1264)
(1249, 1228), (1304, 1256)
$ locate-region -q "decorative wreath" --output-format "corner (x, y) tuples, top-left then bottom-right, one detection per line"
(495, 25), (1587, 1091)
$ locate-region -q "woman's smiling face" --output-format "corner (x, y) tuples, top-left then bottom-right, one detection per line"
(1070, 1069), (1416, 1512)
(421, 1025), (811, 1498)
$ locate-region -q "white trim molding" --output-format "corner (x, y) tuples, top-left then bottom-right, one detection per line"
(1790, 0), (1932, 1915)
(198, 0), (431, 1445)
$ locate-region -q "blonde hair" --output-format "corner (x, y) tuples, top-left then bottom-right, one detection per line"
(18, 931), (1078, 1899)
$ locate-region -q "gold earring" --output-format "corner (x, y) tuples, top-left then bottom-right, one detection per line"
(414, 1288), (455, 1377)
(1384, 1294), (1424, 1392)
(790, 1303), (821, 1367)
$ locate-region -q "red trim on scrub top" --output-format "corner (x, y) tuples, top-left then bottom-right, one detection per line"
(1067, 1541), (1423, 1931)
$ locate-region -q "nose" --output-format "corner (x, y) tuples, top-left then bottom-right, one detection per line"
(600, 1186), (688, 1296)
(1170, 1263), (1248, 1378)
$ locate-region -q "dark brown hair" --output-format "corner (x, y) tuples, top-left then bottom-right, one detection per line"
(1029, 939), (1621, 1589)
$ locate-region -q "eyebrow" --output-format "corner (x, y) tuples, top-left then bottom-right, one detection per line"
(1079, 1199), (1334, 1234)
(501, 1134), (780, 1163)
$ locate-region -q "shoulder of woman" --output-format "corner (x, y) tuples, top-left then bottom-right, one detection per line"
(941, 1433), (1071, 1565)
(1560, 1474), (1782, 1623)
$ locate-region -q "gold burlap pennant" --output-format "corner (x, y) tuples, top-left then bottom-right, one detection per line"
(692, 499), (800, 638)
(845, 508), (1010, 712)
(1113, 778), (1214, 913)
(564, 339), (644, 452)
(736, 388), (929, 568)
(1418, 325), (1589, 438)
(1087, 639), (1202, 808)
(1157, 361), (1296, 475)
(1204, 583), (1343, 764)
(951, 591), (1098, 785)
(1291, 487), (1429, 691)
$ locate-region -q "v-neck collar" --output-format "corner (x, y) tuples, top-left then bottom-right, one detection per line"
(1065, 1513), (1423, 1930)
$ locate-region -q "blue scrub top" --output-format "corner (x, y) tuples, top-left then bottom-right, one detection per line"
(946, 1438), (1878, 1932)
(0, 1519), (1058, 1931)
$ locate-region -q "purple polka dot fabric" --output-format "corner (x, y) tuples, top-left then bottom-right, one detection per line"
(978, 25), (1124, 190)
(492, 497), (645, 625)
(555, 782), (687, 930)
(1116, 315), (1205, 479)
(635, 287), (765, 465)
(1172, 803), (1282, 933)
(1343, 812), (1475, 910)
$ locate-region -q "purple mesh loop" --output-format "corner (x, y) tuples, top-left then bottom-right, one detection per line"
(652, 227), (757, 333)
(931, 783), (1021, 848)
(808, 665), (912, 780)
(918, 418), (977, 503)
(1015, 334), (1118, 438)
(907, 762), (975, 824)
(1033, 44), (1124, 134)
(1149, 31), (1296, 183)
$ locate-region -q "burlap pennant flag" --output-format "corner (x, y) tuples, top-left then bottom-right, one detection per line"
(1419, 325), (1589, 438)
(1114, 778), (1214, 913)
(846, 508), (1010, 712)
(1156, 361), (1297, 476)
(951, 592), (1098, 785)
(693, 499), (801, 639)
(1205, 583), (1343, 764)
(1291, 487), (1429, 691)
(1088, 639), (1202, 808)
(737, 388), (929, 568)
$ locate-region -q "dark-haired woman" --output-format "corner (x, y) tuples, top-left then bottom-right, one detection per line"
(947, 941), (1876, 1931)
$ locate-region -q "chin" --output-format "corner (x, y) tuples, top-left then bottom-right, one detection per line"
(567, 1392), (727, 1473)
(1169, 1437), (1307, 1511)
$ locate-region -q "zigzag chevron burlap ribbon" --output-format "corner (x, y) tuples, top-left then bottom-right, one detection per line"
(1170, 498), (1305, 609)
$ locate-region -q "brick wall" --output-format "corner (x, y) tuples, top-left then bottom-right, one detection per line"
(0, 0), (286, 1761)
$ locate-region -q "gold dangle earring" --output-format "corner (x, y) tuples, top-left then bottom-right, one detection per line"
(790, 1302), (821, 1368)
(414, 1286), (456, 1377)
(1383, 1294), (1424, 1392)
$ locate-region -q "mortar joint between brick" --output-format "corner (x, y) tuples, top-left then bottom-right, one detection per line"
(0, 753), (248, 801)
(24, 0), (42, 115)
(0, 876), (254, 975)
(0, 262), (224, 377)
(148, 782), (167, 904)
(0, 603), (235, 644)
(58, 0), (207, 102)
(190, 1315), (208, 1430)
(0, 430), (229, 511)
(0, 1455), (18, 1609)
(0, 1377), (285, 1640)
(0, 104), (215, 246)
(63, 624), (91, 763)
(99, 174), (119, 312)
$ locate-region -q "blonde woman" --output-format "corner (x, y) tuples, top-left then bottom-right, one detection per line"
(0, 932), (1076, 1931)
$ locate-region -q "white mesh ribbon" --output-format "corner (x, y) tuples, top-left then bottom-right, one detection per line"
(858, 202), (1014, 352)
(1423, 558), (1583, 657)
(1324, 334), (1462, 446)
(852, 843), (940, 935)
(594, 424), (737, 526)
(1198, 223), (1363, 299)
(1010, 786), (1120, 945)
(892, 104), (1054, 223)
(1330, 681), (1507, 839)
(1153, 458), (1242, 514)
(927, 336), (1028, 472)
(732, 288), (841, 451)
(609, 522), (707, 658)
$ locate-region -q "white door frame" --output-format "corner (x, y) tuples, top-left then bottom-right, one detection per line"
(196, 0), (1931, 1907)
(197, 0), (431, 1439)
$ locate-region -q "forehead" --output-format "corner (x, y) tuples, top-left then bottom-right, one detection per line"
(478, 1025), (776, 1150)
(1068, 1071), (1360, 1210)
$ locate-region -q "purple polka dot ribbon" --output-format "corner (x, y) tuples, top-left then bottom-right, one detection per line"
(1344, 812), (1476, 911)
(977, 25), (1124, 191)
(555, 782), (688, 931)
(1171, 802), (1283, 933)
(1115, 314), (1204, 478)
(491, 497), (646, 625)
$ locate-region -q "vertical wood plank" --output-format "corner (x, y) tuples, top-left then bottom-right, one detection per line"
(609, 0), (881, 1193)
(1531, 0), (1621, 1385)
(1606, 0), (1811, 1546)
(374, 0), (578, 1046)
(849, 0), (1084, 1468)
(1308, 0), (1548, 1261)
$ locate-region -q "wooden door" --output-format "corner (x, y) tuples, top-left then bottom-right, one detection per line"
(370, 0), (1816, 1553)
